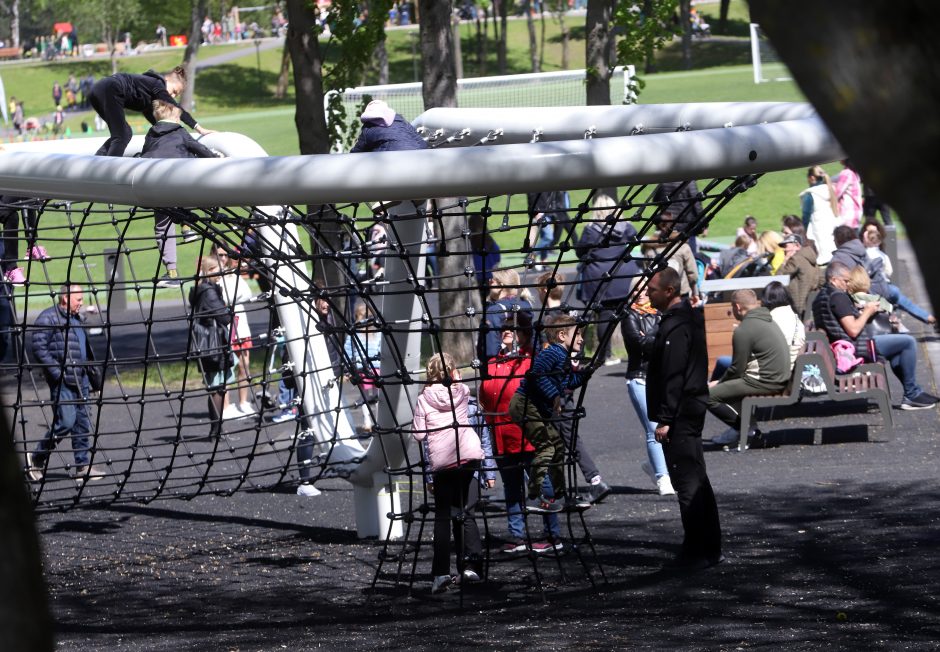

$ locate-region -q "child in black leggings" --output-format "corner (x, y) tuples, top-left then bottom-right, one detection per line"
(88, 65), (214, 157)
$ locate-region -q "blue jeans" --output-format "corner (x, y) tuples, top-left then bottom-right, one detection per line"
(711, 355), (732, 382)
(497, 452), (560, 540)
(33, 383), (91, 465)
(873, 334), (923, 400)
(627, 378), (669, 479)
(885, 283), (933, 323)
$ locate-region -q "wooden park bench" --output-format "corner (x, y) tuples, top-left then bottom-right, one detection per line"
(736, 331), (893, 450)
(0, 47), (21, 60)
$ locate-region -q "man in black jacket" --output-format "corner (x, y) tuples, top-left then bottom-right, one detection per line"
(646, 268), (722, 569)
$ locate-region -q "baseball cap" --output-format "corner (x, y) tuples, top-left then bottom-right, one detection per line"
(781, 233), (803, 246)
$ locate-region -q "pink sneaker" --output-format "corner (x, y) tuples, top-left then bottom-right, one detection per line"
(4, 267), (26, 284)
(26, 245), (50, 261)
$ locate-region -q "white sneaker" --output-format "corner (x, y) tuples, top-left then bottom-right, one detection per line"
(237, 402), (256, 416)
(656, 475), (676, 496)
(431, 575), (452, 594)
(461, 568), (481, 583)
(603, 356), (621, 366)
(296, 483), (321, 497)
(711, 427), (740, 446)
(221, 404), (243, 420)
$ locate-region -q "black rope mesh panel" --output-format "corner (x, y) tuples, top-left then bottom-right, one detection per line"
(1, 177), (759, 588)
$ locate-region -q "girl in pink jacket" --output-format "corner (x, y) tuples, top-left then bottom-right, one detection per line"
(412, 352), (484, 594)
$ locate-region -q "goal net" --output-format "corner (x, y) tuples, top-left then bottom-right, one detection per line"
(0, 103), (838, 549)
(330, 66), (634, 149)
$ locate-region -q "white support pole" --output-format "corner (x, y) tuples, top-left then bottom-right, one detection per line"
(349, 200), (427, 539)
(750, 23), (763, 84)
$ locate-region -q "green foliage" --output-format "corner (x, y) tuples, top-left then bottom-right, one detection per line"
(38, 0), (143, 46)
(320, 0), (393, 148)
(613, 0), (679, 97)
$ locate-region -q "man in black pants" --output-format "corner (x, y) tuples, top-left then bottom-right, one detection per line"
(646, 267), (723, 570)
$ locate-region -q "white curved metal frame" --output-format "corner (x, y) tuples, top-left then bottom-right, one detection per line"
(0, 102), (842, 538)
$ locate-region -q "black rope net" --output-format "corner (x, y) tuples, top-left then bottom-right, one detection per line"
(1, 175), (758, 591)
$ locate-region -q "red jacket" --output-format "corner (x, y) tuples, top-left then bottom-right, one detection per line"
(479, 350), (534, 455)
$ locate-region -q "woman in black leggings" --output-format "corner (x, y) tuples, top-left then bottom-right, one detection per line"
(88, 65), (214, 157)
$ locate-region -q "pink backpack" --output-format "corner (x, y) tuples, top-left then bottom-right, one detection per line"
(831, 340), (863, 373)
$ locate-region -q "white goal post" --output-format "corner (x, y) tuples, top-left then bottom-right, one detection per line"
(750, 22), (793, 84)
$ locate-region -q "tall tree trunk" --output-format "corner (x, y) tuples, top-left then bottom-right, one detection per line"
(718, 0), (730, 34)
(525, 1), (540, 73)
(679, 0), (692, 70)
(452, 13), (463, 79)
(585, 0), (613, 105)
(643, 0), (657, 74)
(286, 0), (330, 155)
(9, 0), (19, 49)
(418, 1), (475, 363)
(375, 38), (389, 85)
(181, 0), (209, 111)
(751, 0), (940, 326)
(431, 201), (482, 367)
(371, 0), (389, 84)
(539, 4), (546, 71)
(557, 5), (569, 69)
(497, 0), (508, 74)
(475, 10), (484, 74)
(275, 44), (291, 99)
(0, 408), (54, 652)
(419, 0), (457, 110)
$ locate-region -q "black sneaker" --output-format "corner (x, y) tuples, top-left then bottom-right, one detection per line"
(156, 274), (182, 288)
(525, 495), (562, 514)
(589, 478), (612, 503)
(901, 392), (939, 410)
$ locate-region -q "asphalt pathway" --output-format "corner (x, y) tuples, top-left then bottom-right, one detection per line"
(32, 239), (940, 650)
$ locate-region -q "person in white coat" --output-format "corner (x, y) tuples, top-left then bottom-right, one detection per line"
(216, 247), (256, 419)
(800, 165), (839, 265)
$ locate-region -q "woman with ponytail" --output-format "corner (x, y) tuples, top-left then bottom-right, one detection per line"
(800, 165), (839, 264)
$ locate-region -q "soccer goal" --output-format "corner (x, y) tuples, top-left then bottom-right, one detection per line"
(328, 66), (636, 148)
(0, 103), (839, 543)
(750, 23), (793, 84)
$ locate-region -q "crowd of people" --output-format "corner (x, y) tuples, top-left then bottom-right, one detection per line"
(12, 90), (937, 595)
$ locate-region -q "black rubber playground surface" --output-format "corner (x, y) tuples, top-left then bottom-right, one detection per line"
(35, 251), (940, 651)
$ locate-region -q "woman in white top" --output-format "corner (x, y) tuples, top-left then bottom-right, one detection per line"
(762, 281), (806, 370)
(217, 247), (256, 418)
(800, 165), (839, 265)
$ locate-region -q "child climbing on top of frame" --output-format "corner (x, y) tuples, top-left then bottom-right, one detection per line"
(89, 65), (215, 157)
(140, 99), (219, 288)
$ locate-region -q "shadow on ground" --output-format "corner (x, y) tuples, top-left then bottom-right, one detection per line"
(42, 481), (940, 650)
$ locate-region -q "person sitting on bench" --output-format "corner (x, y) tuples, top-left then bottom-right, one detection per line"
(812, 262), (938, 411)
(708, 289), (791, 446)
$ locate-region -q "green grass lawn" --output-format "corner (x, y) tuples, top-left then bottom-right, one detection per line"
(4, 0), (865, 306)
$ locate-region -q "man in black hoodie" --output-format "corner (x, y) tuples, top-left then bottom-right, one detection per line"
(141, 100), (218, 287)
(646, 267), (722, 570)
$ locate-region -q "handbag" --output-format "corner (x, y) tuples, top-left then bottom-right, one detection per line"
(84, 337), (105, 393)
(865, 311), (895, 337)
(191, 320), (233, 373)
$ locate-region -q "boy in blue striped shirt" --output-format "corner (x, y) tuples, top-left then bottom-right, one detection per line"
(508, 313), (592, 513)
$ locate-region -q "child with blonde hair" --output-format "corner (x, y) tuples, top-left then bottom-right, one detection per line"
(478, 267), (533, 365)
(412, 352), (484, 594)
